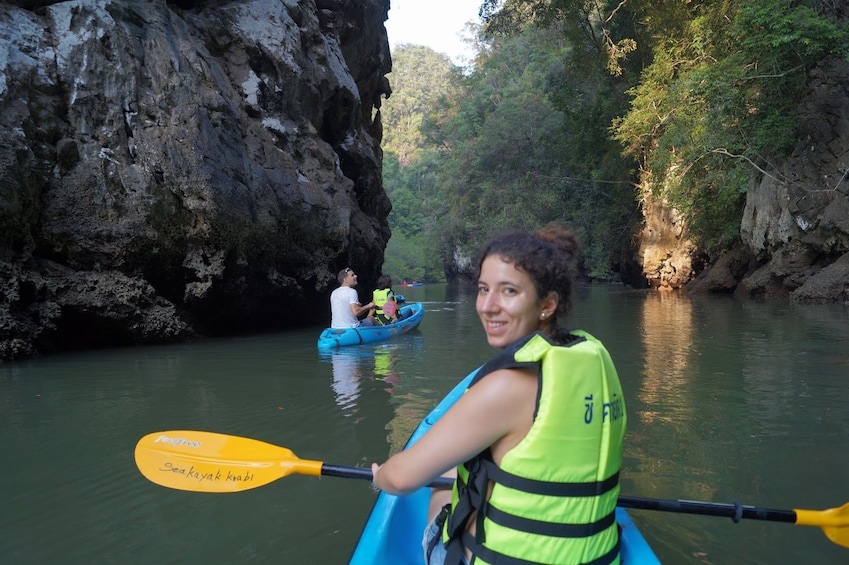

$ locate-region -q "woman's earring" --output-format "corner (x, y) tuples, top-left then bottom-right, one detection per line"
(540, 312), (547, 319)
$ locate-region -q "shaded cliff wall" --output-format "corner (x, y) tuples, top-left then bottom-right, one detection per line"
(0, 0), (393, 359)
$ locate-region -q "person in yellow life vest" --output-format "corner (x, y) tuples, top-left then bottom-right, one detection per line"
(371, 224), (626, 565)
(372, 275), (399, 325)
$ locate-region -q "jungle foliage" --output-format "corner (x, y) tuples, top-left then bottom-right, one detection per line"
(381, 1), (849, 282)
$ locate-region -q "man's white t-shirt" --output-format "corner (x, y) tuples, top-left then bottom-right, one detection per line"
(330, 286), (361, 328)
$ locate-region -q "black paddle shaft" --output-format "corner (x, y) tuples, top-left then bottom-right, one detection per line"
(322, 464), (373, 481)
(618, 496), (797, 524)
(321, 464), (455, 489)
(317, 465), (796, 524)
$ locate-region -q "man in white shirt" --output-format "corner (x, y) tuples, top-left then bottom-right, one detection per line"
(330, 267), (375, 328)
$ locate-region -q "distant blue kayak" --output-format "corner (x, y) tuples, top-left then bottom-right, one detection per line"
(350, 367), (661, 564)
(317, 302), (424, 349)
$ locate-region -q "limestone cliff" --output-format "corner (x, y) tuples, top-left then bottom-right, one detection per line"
(0, 0), (392, 360)
(638, 56), (849, 305)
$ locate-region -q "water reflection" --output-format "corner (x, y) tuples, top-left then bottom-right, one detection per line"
(638, 291), (695, 426)
(317, 336), (424, 417)
(319, 348), (368, 415)
(372, 346), (401, 395)
(628, 291), (721, 506)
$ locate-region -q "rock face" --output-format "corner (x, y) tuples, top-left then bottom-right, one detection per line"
(639, 56), (849, 305)
(0, 0), (392, 360)
(734, 57), (849, 303)
(636, 193), (698, 290)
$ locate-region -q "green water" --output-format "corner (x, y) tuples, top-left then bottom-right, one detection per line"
(2, 284), (848, 564)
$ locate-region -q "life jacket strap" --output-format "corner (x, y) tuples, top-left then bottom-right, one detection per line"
(484, 503), (616, 538)
(481, 458), (620, 497)
(463, 530), (620, 565)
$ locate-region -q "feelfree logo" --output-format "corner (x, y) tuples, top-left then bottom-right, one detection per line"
(153, 434), (202, 448)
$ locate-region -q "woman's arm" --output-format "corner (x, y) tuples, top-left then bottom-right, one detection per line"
(372, 368), (537, 495)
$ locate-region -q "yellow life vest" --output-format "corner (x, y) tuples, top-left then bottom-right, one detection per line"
(372, 288), (393, 315)
(443, 331), (626, 565)
(372, 288), (397, 324)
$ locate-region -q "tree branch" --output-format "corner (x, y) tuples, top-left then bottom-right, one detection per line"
(710, 148), (784, 183)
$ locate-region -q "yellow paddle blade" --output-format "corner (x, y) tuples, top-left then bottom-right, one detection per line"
(795, 502), (849, 549)
(134, 430), (323, 493)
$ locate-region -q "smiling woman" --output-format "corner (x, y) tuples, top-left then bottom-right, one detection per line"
(384, 0), (483, 64)
(370, 224), (629, 565)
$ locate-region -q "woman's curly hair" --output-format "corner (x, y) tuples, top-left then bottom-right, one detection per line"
(475, 223), (579, 341)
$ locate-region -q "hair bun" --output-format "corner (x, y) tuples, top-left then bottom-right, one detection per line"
(534, 223), (579, 258)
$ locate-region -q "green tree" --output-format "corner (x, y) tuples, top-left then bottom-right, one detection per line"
(381, 47), (463, 281)
(383, 46), (463, 166)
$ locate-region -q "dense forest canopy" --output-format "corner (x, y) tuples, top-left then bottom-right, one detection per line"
(381, 0), (849, 284)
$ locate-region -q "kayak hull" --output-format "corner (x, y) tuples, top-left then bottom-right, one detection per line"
(350, 367), (661, 564)
(317, 302), (424, 349)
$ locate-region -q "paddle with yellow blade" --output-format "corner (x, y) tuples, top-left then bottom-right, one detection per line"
(135, 431), (849, 549)
(134, 430), (447, 493)
(616, 497), (849, 549)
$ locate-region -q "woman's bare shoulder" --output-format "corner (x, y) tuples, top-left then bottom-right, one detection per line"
(467, 367), (538, 407)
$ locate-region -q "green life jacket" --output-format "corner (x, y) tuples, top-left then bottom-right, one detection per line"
(442, 330), (626, 565)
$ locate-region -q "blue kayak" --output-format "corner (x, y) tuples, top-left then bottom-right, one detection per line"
(317, 302), (424, 349)
(350, 367), (661, 564)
